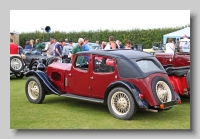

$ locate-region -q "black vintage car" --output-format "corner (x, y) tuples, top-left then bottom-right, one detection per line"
(22, 48), (57, 71)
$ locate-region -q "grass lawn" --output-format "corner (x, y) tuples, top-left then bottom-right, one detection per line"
(10, 76), (190, 129)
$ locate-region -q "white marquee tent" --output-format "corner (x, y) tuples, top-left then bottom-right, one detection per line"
(163, 27), (190, 44)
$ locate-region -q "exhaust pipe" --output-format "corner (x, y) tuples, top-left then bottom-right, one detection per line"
(145, 109), (158, 113)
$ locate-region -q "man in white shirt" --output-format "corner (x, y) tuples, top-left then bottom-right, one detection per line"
(179, 35), (190, 52)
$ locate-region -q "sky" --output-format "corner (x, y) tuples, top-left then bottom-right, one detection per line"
(10, 10), (190, 33)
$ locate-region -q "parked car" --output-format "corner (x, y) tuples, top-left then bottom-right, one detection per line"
(24, 49), (181, 120)
(22, 48), (60, 72)
(143, 43), (190, 97)
(74, 42), (100, 50)
(155, 52), (190, 97)
(143, 44), (166, 55)
(10, 54), (27, 78)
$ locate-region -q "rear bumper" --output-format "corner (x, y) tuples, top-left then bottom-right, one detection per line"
(163, 100), (177, 108)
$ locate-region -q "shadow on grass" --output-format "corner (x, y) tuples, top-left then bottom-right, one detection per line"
(41, 94), (190, 121)
(10, 76), (27, 80)
(43, 95), (108, 112)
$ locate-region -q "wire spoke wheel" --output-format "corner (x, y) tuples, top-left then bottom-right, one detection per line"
(25, 76), (45, 104)
(156, 81), (172, 103)
(11, 58), (22, 70)
(108, 87), (137, 120)
(111, 91), (130, 115)
(28, 81), (40, 100)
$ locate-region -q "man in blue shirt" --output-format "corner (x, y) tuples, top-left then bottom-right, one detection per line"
(82, 38), (89, 61)
(54, 40), (63, 62)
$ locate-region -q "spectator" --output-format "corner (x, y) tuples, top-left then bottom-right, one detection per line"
(34, 39), (45, 52)
(165, 38), (175, 54)
(65, 38), (69, 45)
(24, 41), (32, 49)
(29, 39), (34, 48)
(115, 40), (121, 49)
(43, 38), (55, 58)
(96, 40), (101, 48)
(179, 34), (190, 52)
(10, 38), (19, 54)
(109, 36), (118, 49)
(83, 38), (89, 51)
(96, 40), (99, 45)
(104, 42), (111, 50)
(119, 41), (124, 49)
(124, 40), (132, 49)
(54, 40), (63, 60)
(101, 41), (107, 49)
(62, 40), (73, 59)
(71, 38), (84, 62)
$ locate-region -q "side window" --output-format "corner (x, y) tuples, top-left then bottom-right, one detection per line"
(74, 54), (90, 71)
(93, 56), (115, 73)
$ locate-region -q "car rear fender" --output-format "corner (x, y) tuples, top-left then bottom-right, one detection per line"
(25, 70), (63, 95)
(104, 80), (148, 108)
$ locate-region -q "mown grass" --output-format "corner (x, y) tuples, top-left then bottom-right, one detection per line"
(10, 77), (190, 129)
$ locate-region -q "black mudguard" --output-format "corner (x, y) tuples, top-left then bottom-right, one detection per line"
(104, 80), (148, 108)
(25, 70), (63, 95)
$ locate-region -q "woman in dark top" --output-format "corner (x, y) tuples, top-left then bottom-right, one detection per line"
(25, 41), (32, 49)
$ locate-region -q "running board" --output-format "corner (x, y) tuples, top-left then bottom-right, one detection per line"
(60, 93), (104, 103)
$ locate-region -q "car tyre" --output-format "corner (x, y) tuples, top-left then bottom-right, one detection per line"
(107, 87), (137, 120)
(15, 73), (24, 78)
(10, 56), (25, 73)
(25, 76), (45, 104)
(152, 76), (174, 104)
(186, 70), (190, 91)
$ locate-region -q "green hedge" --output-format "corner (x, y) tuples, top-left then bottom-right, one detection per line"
(19, 25), (189, 49)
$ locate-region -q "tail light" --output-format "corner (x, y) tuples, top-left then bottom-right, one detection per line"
(139, 94), (145, 100)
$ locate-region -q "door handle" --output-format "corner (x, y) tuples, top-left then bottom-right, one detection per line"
(90, 76), (94, 80)
(69, 73), (72, 76)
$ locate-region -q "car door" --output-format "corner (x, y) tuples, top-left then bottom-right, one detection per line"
(90, 55), (117, 98)
(67, 54), (92, 96)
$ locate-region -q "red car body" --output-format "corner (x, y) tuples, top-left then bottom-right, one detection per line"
(25, 50), (181, 120)
(155, 52), (190, 97)
(155, 53), (190, 68)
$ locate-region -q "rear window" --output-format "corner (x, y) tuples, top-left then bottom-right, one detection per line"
(136, 60), (160, 73)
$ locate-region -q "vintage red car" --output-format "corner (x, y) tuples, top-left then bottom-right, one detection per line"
(25, 49), (181, 120)
(155, 52), (190, 97)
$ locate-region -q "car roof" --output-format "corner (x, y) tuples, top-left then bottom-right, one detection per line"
(77, 49), (153, 59)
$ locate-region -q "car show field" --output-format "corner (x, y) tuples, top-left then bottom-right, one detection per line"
(10, 76), (190, 129)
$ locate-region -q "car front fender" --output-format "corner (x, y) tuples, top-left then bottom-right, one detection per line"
(104, 80), (148, 108)
(25, 70), (63, 95)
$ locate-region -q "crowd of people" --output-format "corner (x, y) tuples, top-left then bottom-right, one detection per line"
(165, 34), (190, 54)
(10, 36), (135, 62)
(10, 34), (190, 62)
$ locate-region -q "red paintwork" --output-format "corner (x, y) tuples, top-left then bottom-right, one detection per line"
(126, 73), (171, 106)
(46, 54), (176, 107)
(155, 53), (190, 67)
(168, 75), (189, 96)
